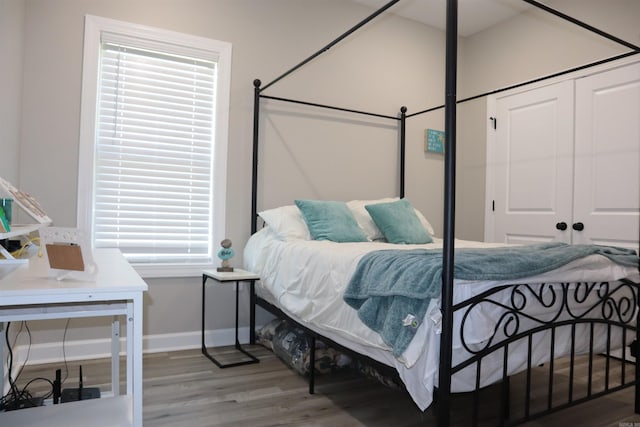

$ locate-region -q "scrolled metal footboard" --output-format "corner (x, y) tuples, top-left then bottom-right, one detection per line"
(449, 278), (639, 426)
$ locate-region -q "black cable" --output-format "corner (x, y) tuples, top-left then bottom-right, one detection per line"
(12, 321), (31, 385)
(61, 318), (71, 386)
(1, 322), (21, 411)
(22, 377), (54, 399)
(6, 323), (19, 395)
(1, 322), (55, 411)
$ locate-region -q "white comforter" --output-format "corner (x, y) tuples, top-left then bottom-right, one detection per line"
(244, 227), (639, 410)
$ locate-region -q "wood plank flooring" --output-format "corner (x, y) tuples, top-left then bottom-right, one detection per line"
(11, 345), (640, 426)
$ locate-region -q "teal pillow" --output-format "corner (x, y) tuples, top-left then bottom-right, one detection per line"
(365, 199), (433, 244)
(294, 199), (368, 242)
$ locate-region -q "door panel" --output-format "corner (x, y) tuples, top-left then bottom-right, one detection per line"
(492, 81), (574, 244)
(574, 63), (640, 250)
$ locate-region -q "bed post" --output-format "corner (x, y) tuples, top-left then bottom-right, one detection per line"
(399, 106), (407, 199)
(250, 78), (261, 345)
(251, 79), (261, 236)
(437, 1), (458, 426)
(631, 282), (640, 414)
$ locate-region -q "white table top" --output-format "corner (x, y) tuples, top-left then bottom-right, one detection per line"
(0, 248), (148, 306)
(202, 268), (259, 282)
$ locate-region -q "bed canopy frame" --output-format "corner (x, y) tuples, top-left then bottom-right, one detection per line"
(249, 1), (640, 425)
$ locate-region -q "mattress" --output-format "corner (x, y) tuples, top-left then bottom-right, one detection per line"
(244, 226), (640, 410)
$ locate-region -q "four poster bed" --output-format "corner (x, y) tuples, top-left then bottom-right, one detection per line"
(245, 1), (640, 425)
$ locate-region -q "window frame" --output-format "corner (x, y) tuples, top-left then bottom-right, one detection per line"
(77, 15), (231, 278)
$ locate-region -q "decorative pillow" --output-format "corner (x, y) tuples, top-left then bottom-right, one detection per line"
(349, 197), (436, 239)
(347, 197), (399, 241)
(365, 199), (433, 244)
(258, 205), (310, 241)
(294, 199), (368, 242)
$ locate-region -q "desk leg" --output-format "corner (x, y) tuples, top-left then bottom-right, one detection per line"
(111, 317), (120, 396)
(126, 303), (133, 397)
(131, 296), (144, 427)
(1, 322), (5, 396)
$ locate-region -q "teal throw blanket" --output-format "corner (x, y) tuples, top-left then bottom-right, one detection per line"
(343, 242), (638, 357)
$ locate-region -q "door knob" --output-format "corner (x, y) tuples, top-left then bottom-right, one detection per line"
(572, 222), (584, 231)
(555, 222), (567, 231)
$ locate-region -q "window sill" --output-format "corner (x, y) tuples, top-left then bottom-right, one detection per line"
(133, 263), (215, 279)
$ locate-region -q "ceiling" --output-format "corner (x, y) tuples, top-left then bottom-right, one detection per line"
(349, 0), (535, 37)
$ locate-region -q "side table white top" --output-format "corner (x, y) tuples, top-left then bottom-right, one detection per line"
(202, 268), (259, 282)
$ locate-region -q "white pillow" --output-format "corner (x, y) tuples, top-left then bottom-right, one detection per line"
(413, 207), (436, 237)
(347, 197), (436, 240)
(258, 205), (310, 241)
(347, 197), (399, 240)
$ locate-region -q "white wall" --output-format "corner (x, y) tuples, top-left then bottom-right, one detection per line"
(0, 0), (25, 184)
(5, 0), (449, 358)
(258, 13), (448, 232)
(3, 0), (639, 360)
(461, 0), (640, 97)
(455, 0), (639, 241)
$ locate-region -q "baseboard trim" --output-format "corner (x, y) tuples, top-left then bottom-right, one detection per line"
(145, 327), (255, 354)
(10, 327), (256, 367)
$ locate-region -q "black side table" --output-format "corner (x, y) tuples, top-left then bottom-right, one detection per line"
(201, 268), (260, 368)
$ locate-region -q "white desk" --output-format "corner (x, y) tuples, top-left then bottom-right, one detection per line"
(0, 248), (147, 427)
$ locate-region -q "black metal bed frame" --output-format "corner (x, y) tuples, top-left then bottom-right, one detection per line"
(248, 1), (640, 425)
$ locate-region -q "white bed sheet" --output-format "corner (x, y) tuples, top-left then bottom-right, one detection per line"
(244, 227), (640, 410)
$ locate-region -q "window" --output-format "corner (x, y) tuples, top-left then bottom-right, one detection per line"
(78, 15), (231, 278)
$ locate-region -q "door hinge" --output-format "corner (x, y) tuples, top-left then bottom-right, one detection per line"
(489, 117), (497, 129)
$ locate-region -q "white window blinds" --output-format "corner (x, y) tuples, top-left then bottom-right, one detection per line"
(94, 36), (217, 265)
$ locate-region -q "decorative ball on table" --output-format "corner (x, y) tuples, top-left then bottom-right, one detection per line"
(217, 239), (235, 272)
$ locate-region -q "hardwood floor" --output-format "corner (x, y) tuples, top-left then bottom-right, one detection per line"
(12, 345), (640, 426)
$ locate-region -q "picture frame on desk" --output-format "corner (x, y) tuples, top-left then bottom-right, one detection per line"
(39, 227), (98, 281)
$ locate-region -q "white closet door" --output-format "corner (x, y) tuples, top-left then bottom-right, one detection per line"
(491, 81), (574, 244)
(574, 62), (640, 250)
